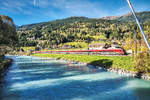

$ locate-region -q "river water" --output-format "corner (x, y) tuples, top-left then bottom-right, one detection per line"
(0, 55), (150, 100)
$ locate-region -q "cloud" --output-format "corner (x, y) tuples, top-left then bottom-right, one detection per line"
(134, 4), (149, 12)
(116, 0), (150, 16)
(116, 6), (130, 16)
(0, 0), (33, 15)
(0, 0), (112, 18)
(33, 0), (37, 6)
(1, 0), (149, 25)
(40, 0), (109, 18)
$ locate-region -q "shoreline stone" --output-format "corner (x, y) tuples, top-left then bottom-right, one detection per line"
(57, 58), (150, 81)
(30, 55), (150, 81)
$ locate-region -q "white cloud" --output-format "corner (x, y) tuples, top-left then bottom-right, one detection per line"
(0, 0), (149, 25)
(0, 0), (33, 15)
(33, 0), (37, 6)
(0, 0), (150, 18)
(135, 4), (149, 12)
(38, 0), (51, 8)
(0, 0), (111, 18)
(116, 1), (150, 16)
(116, 6), (130, 16)
(41, 0), (109, 18)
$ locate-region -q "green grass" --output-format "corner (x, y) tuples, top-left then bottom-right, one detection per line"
(21, 46), (35, 51)
(32, 54), (135, 72)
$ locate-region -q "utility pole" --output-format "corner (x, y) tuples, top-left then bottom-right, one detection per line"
(134, 30), (137, 54)
(126, 0), (150, 51)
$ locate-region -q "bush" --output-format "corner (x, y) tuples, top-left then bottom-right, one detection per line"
(133, 52), (150, 74)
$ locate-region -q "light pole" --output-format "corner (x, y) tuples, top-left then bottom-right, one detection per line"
(126, 0), (150, 51)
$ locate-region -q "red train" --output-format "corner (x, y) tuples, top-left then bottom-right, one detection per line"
(33, 43), (126, 55)
(33, 48), (125, 55)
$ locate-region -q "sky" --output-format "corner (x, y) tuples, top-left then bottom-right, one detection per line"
(0, 0), (150, 26)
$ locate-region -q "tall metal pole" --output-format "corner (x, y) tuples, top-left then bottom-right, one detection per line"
(134, 30), (137, 54)
(126, 0), (150, 51)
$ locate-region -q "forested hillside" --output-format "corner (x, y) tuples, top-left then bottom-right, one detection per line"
(17, 11), (150, 49)
(0, 15), (18, 54)
(0, 15), (17, 45)
(117, 11), (150, 23)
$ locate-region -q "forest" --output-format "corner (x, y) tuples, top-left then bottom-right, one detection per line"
(0, 15), (18, 55)
(17, 11), (150, 51)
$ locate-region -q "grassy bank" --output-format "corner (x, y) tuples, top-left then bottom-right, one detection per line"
(32, 54), (135, 72)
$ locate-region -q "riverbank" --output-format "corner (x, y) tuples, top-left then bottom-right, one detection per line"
(32, 53), (150, 80)
(0, 56), (12, 78)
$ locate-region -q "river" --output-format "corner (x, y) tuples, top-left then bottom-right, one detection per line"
(0, 55), (150, 100)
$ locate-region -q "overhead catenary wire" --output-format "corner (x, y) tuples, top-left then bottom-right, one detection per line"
(126, 0), (150, 51)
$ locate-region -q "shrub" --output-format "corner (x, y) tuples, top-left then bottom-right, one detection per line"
(133, 51), (150, 73)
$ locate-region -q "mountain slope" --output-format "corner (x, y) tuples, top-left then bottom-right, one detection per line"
(101, 11), (150, 23)
(17, 11), (150, 48)
(117, 11), (150, 23)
